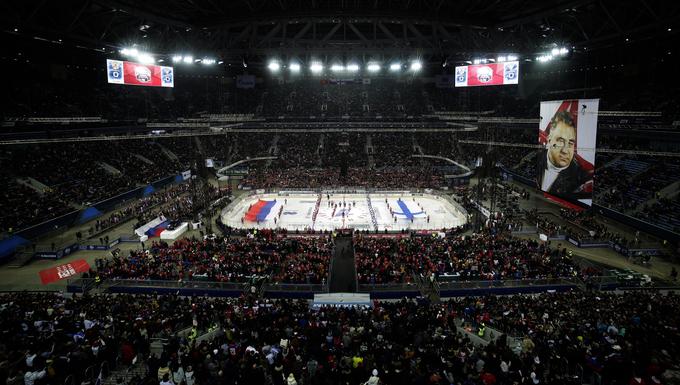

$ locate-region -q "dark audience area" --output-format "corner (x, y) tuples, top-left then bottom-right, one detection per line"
(1, 290), (678, 385)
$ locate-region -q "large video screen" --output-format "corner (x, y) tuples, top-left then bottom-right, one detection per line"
(537, 99), (599, 206)
(107, 59), (174, 87)
(454, 61), (519, 87)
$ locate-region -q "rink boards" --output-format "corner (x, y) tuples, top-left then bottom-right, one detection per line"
(221, 190), (468, 231)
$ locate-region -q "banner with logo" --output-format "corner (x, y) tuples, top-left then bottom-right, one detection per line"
(35, 243), (79, 259)
(454, 61), (519, 87)
(39, 259), (90, 285)
(537, 99), (599, 206)
(236, 75), (256, 89)
(107, 59), (174, 88)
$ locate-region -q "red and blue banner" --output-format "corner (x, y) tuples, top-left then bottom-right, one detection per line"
(244, 200), (276, 222)
(107, 59), (174, 88)
(454, 61), (519, 87)
(145, 220), (169, 237)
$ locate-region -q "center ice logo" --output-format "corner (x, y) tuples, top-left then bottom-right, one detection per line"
(334, 208), (351, 217)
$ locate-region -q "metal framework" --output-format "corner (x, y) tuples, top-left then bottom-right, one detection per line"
(3, 0), (679, 64)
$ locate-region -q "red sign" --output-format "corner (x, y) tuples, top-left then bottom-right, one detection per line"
(39, 259), (90, 285)
(107, 59), (174, 88)
(123, 62), (162, 86)
(454, 61), (519, 87)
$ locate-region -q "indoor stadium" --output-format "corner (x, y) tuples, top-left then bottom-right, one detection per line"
(1, 1), (679, 385)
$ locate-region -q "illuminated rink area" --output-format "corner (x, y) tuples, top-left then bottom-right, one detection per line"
(221, 191), (468, 231)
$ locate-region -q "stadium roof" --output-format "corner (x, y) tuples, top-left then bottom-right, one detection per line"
(3, 0), (679, 64)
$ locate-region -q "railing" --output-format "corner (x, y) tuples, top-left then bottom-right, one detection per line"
(359, 277), (582, 293)
(67, 278), (327, 293)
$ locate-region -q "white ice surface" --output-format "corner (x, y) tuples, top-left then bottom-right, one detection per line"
(221, 192), (466, 231)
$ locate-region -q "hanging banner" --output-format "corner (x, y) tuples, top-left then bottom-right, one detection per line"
(454, 61), (519, 87)
(107, 59), (174, 88)
(537, 99), (599, 206)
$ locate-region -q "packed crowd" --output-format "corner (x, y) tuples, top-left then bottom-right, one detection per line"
(2, 289), (678, 385)
(95, 234), (331, 284)
(354, 230), (584, 284)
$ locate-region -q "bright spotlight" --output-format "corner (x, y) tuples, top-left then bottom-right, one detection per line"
(120, 47), (139, 57)
(172, 55), (183, 63)
(137, 53), (155, 64)
(367, 63), (381, 72)
(310, 62), (323, 73)
(410, 61), (422, 71)
(537, 54), (553, 62)
(289, 63), (301, 72)
(202, 58), (216, 65)
(507, 54), (518, 61)
(389, 63), (401, 71)
(497, 56), (507, 62)
(347, 63), (359, 72)
(268, 61), (281, 71)
(559, 47), (569, 55)
(183, 56), (193, 64)
(330, 64), (345, 72)
(473, 59), (482, 65)
(551, 48), (560, 56)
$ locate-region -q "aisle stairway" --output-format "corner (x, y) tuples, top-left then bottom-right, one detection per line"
(328, 234), (357, 293)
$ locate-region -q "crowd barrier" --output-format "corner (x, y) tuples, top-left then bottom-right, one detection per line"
(63, 276), (635, 299)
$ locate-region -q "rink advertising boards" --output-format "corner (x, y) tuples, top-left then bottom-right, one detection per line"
(537, 99), (599, 206)
(106, 59), (174, 87)
(454, 61), (519, 87)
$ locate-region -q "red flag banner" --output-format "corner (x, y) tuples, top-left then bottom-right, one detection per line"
(39, 259), (90, 285)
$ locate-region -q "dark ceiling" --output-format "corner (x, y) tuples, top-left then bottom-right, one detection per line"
(2, 0), (679, 64)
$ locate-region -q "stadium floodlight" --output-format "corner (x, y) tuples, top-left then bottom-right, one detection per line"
(172, 55), (183, 63)
(137, 53), (155, 64)
(183, 56), (193, 64)
(537, 54), (553, 62)
(473, 59), (482, 65)
(310, 62), (324, 73)
(410, 61), (422, 71)
(389, 63), (401, 71)
(120, 47), (139, 57)
(497, 56), (507, 62)
(347, 63), (360, 72)
(268, 61), (281, 71)
(559, 47), (569, 55)
(202, 58), (216, 65)
(551, 48), (560, 56)
(330, 64), (345, 72)
(367, 63), (381, 72)
(289, 63), (301, 72)
(507, 54), (518, 61)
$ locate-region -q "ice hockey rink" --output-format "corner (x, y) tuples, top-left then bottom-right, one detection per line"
(221, 190), (468, 231)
